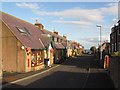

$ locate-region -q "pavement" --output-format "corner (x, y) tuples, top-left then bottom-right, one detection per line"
(2, 64), (59, 85)
(1, 56), (115, 88)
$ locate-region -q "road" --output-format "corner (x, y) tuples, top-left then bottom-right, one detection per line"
(2, 55), (114, 88)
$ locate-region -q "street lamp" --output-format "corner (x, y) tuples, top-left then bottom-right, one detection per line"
(96, 25), (102, 60)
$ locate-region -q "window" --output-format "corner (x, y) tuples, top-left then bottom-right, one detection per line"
(119, 43), (120, 51)
(57, 38), (59, 42)
(54, 38), (57, 42)
(111, 27), (115, 33)
(16, 26), (31, 36)
(115, 43), (116, 51)
(52, 36), (54, 41)
(118, 27), (120, 35)
(16, 26), (26, 33)
(60, 39), (62, 43)
(112, 44), (114, 53)
(31, 51), (43, 67)
(24, 27), (32, 35)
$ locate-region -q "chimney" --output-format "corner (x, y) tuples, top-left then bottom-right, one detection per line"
(35, 19), (44, 30)
(63, 35), (67, 39)
(53, 30), (58, 35)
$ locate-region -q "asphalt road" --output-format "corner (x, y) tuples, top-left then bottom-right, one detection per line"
(2, 55), (115, 88)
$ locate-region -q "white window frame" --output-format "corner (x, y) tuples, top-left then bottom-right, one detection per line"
(115, 43), (116, 51)
(112, 44), (114, 53)
(119, 43), (120, 51)
(118, 28), (120, 35)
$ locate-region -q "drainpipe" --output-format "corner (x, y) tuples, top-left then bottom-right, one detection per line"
(24, 48), (26, 72)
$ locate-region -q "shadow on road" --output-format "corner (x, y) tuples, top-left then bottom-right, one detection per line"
(62, 55), (101, 69)
(2, 71), (115, 88)
(2, 55), (115, 89)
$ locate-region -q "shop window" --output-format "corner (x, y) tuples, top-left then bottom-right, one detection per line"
(37, 52), (42, 64)
(31, 54), (36, 67)
(31, 51), (43, 66)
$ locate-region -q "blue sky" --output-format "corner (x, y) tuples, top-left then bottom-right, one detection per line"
(1, 2), (118, 49)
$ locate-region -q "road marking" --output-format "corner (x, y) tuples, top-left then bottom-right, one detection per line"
(82, 68), (90, 89)
(2, 65), (60, 88)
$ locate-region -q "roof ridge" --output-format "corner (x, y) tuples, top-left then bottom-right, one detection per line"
(2, 11), (45, 49)
(2, 11), (35, 27)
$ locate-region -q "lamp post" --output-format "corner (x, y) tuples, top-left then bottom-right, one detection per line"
(96, 25), (102, 60)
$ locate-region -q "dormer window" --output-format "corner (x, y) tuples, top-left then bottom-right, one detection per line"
(52, 36), (54, 41)
(60, 39), (62, 43)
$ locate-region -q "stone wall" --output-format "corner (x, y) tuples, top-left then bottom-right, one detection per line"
(109, 56), (120, 89)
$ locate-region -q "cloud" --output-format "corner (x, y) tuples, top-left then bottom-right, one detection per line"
(79, 36), (110, 44)
(15, 3), (102, 22)
(100, 3), (118, 15)
(16, 2), (118, 26)
(77, 36), (110, 49)
(30, 17), (42, 20)
(16, 3), (39, 10)
(52, 20), (93, 25)
(32, 8), (104, 22)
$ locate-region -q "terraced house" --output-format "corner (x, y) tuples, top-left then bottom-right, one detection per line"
(1, 11), (83, 73)
(1, 12), (47, 72)
(34, 21), (67, 64)
(110, 20), (120, 53)
(0, 12), (67, 73)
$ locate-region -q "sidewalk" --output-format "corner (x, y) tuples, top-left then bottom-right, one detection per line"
(2, 64), (58, 85)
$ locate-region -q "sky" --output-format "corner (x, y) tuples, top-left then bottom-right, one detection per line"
(1, 1), (119, 49)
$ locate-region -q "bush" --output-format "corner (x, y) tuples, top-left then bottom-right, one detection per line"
(112, 51), (120, 56)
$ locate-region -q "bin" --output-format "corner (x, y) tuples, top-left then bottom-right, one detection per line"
(44, 59), (49, 67)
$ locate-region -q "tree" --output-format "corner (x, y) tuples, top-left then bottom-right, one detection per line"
(90, 46), (97, 54)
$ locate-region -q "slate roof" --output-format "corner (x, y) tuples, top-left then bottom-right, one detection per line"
(61, 42), (67, 47)
(41, 29), (67, 41)
(41, 29), (67, 49)
(1, 12), (45, 49)
(54, 43), (65, 49)
(1, 12), (68, 50)
(39, 34), (51, 48)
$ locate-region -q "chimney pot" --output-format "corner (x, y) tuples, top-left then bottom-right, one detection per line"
(36, 19), (38, 24)
(63, 35), (67, 39)
(35, 19), (44, 30)
(53, 31), (58, 35)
